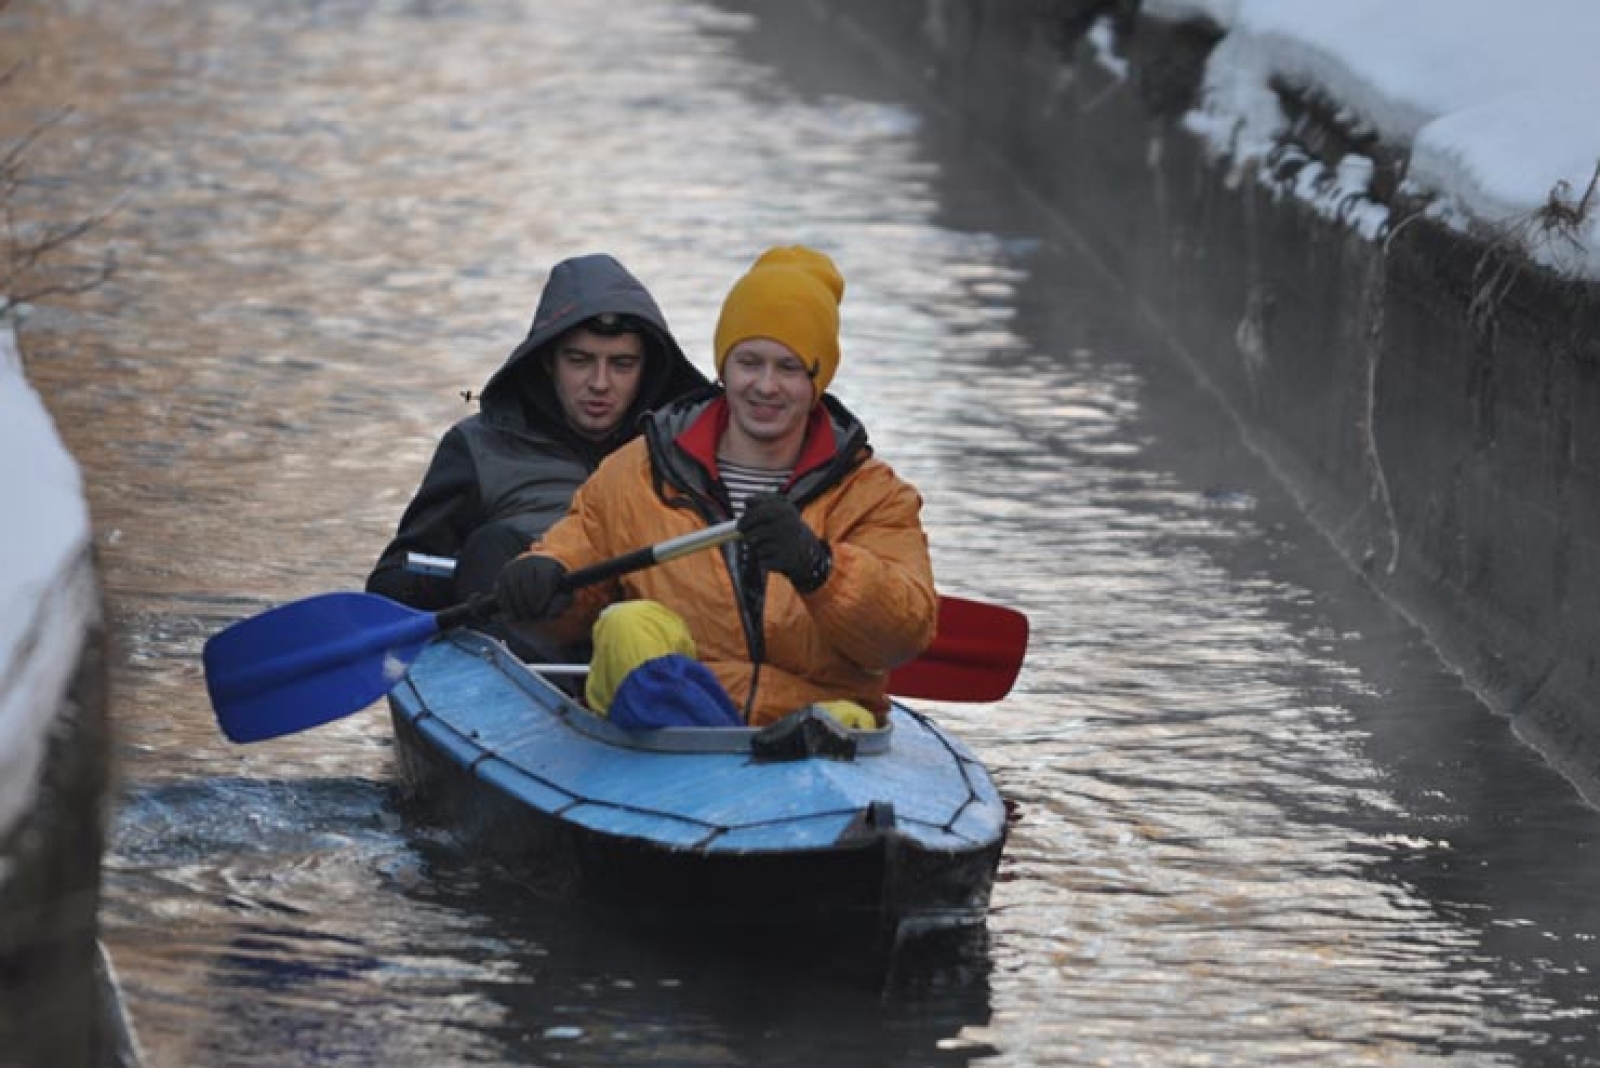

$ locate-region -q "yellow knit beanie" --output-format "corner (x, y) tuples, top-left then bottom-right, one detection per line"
(713, 246), (845, 397)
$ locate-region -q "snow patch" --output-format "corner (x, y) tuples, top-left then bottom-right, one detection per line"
(0, 320), (97, 871)
(1086, 16), (1128, 81)
(1148, 0), (1600, 276)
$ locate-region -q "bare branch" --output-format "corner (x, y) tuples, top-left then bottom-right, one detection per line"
(0, 109), (71, 176)
(0, 54), (118, 328)
(1577, 159), (1600, 218)
(0, 253), (116, 316)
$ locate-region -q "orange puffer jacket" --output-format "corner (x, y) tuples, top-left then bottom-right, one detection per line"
(534, 393), (937, 726)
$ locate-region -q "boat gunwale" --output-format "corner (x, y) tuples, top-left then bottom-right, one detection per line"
(441, 630), (896, 756)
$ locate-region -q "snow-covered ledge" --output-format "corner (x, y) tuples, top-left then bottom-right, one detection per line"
(0, 316), (123, 1065)
(0, 318), (98, 875)
(1145, 0), (1600, 279)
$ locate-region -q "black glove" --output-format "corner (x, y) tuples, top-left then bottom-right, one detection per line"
(494, 555), (573, 622)
(738, 494), (832, 593)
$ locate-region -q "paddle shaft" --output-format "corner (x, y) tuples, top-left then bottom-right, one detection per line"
(408, 538), (1026, 703)
(208, 516), (1023, 747)
(434, 520), (741, 631)
(206, 522), (749, 742)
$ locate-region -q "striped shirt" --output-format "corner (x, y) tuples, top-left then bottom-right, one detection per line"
(718, 457), (790, 517)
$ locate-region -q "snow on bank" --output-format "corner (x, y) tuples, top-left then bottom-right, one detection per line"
(1143, 0), (1600, 278)
(0, 319), (97, 876)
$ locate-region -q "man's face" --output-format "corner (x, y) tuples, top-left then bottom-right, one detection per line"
(550, 326), (646, 441)
(720, 337), (815, 455)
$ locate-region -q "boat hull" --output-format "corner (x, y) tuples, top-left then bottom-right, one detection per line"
(387, 632), (1006, 949)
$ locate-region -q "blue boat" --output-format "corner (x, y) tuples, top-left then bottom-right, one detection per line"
(386, 629), (1008, 949)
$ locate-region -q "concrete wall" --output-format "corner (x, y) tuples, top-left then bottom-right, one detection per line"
(791, 0), (1600, 803)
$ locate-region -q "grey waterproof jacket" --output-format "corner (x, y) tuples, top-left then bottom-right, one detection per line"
(366, 254), (708, 608)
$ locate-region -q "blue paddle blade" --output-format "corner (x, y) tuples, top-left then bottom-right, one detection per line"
(204, 592), (442, 743)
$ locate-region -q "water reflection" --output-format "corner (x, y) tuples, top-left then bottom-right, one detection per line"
(5, 0), (1600, 1063)
(111, 776), (996, 1066)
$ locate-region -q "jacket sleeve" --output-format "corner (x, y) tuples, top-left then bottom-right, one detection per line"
(365, 426), (482, 610)
(524, 458), (630, 645)
(802, 466), (938, 671)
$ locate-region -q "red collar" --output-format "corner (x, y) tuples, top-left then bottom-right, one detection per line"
(676, 396), (836, 485)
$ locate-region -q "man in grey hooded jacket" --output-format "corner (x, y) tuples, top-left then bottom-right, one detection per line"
(366, 254), (707, 613)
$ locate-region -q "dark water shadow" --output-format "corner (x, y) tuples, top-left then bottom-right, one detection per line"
(111, 773), (996, 1065)
(385, 793), (1000, 1068)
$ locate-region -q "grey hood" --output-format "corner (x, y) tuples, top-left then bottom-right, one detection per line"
(479, 253), (707, 447)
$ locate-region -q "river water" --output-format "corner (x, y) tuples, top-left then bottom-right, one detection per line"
(5, 1), (1600, 1065)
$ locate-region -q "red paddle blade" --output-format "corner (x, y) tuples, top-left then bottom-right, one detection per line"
(889, 595), (1029, 702)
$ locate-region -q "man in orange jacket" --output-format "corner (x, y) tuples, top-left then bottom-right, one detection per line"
(495, 246), (937, 729)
